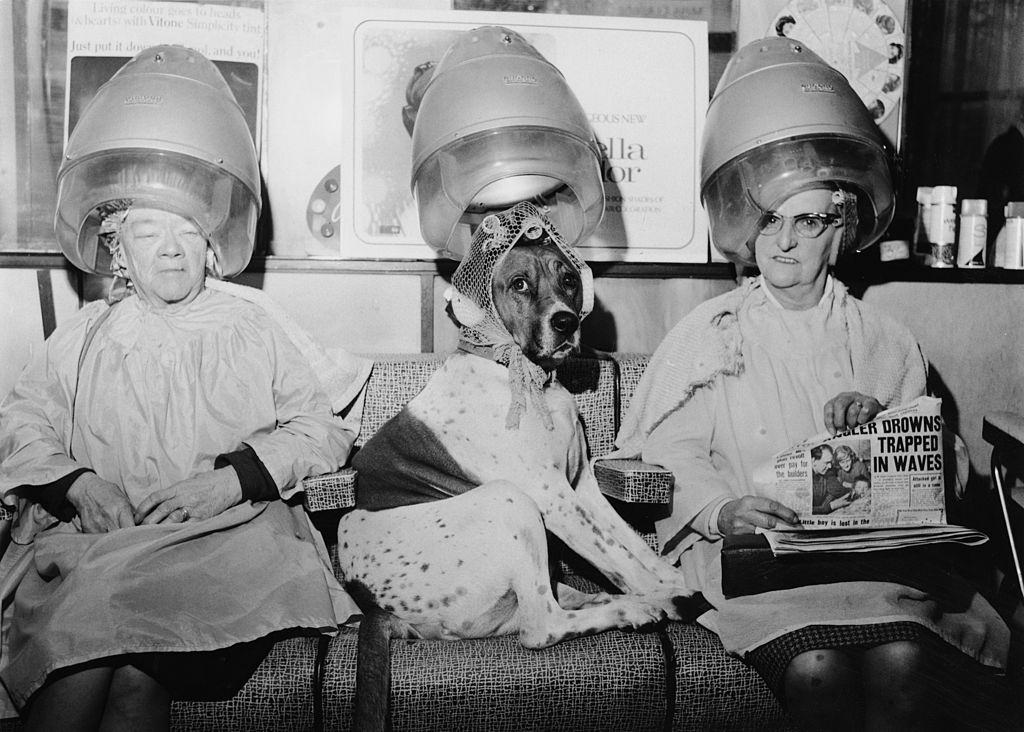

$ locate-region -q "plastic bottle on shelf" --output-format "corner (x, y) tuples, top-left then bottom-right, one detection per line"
(912, 186), (933, 265)
(956, 199), (987, 268)
(927, 185), (957, 268)
(994, 201), (1024, 269)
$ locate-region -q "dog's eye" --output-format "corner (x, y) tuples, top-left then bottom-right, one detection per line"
(561, 273), (579, 291)
(510, 277), (530, 293)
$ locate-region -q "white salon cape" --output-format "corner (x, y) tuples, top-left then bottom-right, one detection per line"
(612, 277), (1009, 670)
(0, 286), (366, 711)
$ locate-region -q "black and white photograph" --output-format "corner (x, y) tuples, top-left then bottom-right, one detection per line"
(0, 1), (1021, 731)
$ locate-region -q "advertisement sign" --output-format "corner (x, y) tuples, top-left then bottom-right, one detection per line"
(281, 8), (708, 261)
(65, 0), (265, 146)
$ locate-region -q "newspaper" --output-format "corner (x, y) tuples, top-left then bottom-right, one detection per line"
(752, 396), (988, 554)
(763, 525), (988, 555)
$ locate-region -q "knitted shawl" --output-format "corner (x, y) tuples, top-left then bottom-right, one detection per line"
(607, 277), (929, 463)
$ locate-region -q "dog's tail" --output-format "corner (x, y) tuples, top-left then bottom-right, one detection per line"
(348, 580), (397, 732)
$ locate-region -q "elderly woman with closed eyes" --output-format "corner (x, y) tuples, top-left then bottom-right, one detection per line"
(0, 47), (367, 730)
(608, 38), (1013, 731)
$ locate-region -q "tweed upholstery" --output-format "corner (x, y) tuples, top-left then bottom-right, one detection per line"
(318, 626), (360, 731)
(168, 635), (319, 732)
(321, 628), (670, 732)
(554, 355), (617, 457)
(614, 353), (652, 428)
(356, 354), (447, 448)
(355, 353), (617, 452)
(664, 623), (790, 732)
(593, 458), (673, 504)
(302, 467), (356, 513)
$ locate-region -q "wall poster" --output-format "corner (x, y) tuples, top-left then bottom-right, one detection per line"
(310, 8), (709, 262)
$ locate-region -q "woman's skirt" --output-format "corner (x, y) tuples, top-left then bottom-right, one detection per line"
(0, 500), (353, 709)
(693, 539), (1015, 727)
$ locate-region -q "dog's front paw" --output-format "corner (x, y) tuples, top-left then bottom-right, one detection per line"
(644, 592), (711, 622)
(667, 592), (712, 622)
(613, 598), (667, 630)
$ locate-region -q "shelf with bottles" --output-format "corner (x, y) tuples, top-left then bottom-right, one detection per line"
(837, 251), (1024, 285)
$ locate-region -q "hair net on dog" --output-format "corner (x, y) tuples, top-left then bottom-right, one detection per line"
(446, 201), (593, 430)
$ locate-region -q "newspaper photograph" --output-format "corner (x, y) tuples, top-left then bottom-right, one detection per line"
(753, 396), (948, 530)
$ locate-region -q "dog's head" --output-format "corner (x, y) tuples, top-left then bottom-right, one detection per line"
(490, 233), (584, 372)
(448, 202), (593, 375)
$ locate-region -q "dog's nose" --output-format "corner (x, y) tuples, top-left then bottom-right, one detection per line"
(550, 311), (579, 334)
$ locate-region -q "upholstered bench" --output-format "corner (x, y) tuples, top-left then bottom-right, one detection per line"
(302, 353), (787, 731)
(0, 353), (789, 732)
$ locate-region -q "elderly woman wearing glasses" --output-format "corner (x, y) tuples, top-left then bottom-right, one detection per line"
(609, 39), (1013, 730)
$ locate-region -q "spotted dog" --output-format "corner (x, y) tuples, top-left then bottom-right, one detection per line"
(337, 211), (694, 727)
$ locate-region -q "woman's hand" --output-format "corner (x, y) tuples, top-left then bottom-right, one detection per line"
(134, 468), (243, 525)
(717, 496), (801, 536)
(823, 392), (882, 435)
(66, 473), (136, 533)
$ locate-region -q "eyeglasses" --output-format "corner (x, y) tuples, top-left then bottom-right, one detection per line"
(758, 211), (842, 238)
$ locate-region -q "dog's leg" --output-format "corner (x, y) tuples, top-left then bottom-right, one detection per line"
(554, 582), (619, 610)
(461, 484), (666, 648)
(517, 587), (665, 649)
(527, 470), (697, 619)
(574, 469), (687, 581)
(511, 538), (666, 649)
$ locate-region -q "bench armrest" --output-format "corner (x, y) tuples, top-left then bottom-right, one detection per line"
(594, 459), (674, 504)
(0, 461), (672, 518)
(301, 468), (357, 512)
(300, 459), (675, 512)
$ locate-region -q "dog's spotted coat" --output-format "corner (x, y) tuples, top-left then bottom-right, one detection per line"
(338, 242), (694, 649)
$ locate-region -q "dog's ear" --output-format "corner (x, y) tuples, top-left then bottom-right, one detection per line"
(444, 286), (487, 327)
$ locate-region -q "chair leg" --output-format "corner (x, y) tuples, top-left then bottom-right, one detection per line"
(991, 450), (1024, 603)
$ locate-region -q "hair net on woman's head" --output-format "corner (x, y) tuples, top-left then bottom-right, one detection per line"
(96, 201), (133, 279)
(699, 37), (895, 266)
(55, 45), (260, 278)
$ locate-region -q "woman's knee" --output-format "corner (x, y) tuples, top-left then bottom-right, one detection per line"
(781, 649), (862, 730)
(104, 664), (170, 722)
(783, 648), (859, 698)
(862, 641), (930, 715)
(862, 640), (927, 689)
